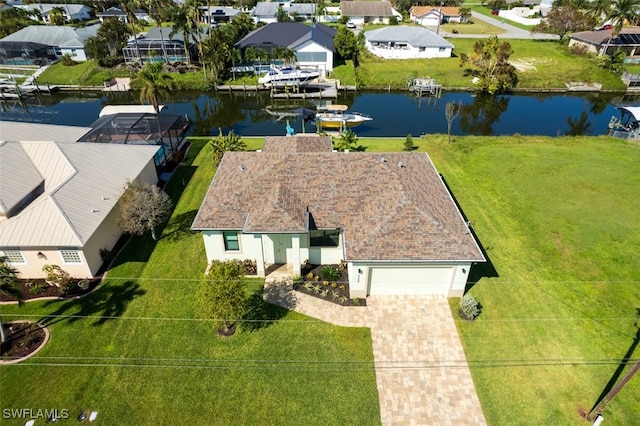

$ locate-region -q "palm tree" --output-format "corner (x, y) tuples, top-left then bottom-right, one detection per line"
(145, 0), (171, 63)
(122, 1), (144, 63)
(170, 7), (195, 64)
(589, 0), (612, 20)
(48, 6), (65, 25)
(185, 0), (207, 78)
(135, 63), (174, 112)
(0, 257), (24, 345)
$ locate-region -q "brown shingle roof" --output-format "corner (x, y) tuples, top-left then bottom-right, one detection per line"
(262, 135), (333, 153)
(340, 1), (393, 17)
(193, 143), (484, 262)
(410, 6), (460, 17)
(571, 27), (640, 45)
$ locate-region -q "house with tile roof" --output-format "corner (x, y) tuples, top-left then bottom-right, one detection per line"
(15, 3), (92, 24)
(340, 1), (398, 25)
(191, 135), (485, 298)
(0, 139), (159, 279)
(236, 22), (336, 74)
(0, 24), (100, 64)
(410, 6), (466, 27)
(569, 27), (640, 58)
(365, 26), (453, 59)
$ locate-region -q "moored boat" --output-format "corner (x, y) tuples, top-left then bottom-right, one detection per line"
(258, 65), (321, 87)
(607, 106), (640, 140)
(313, 104), (372, 130)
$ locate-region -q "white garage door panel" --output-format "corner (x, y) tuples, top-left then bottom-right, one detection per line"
(368, 267), (453, 295)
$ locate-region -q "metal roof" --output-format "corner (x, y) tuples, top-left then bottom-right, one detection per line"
(0, 142), (43, 216)
(0, 121), (92, 143)
(16, 3), (91, 15)
(365, 26), (454, 48)
(0, 141), (158, 247)
(0, 24), (100, 47)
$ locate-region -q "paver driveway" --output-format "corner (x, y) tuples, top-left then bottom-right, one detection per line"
(264, 279), (486, 425)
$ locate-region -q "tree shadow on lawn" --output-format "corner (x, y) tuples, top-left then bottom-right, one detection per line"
(162, 209), (198, 242)
(438, 175), (499, 292)
(38, 280), (145, 327)
(242, 283), (294, 332)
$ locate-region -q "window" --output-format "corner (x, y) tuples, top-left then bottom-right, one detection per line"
(0, 250), (26, 264)
(60, 250), (82, 264)
(71, 49), (78, 57)
(309, 230), (340, 247)
(223, 231), (240, 251)
(296, 51), (327, 63)
(439, 47), (446, 52)
(419, 47), (426, 52)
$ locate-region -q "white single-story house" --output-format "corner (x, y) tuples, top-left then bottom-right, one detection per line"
(569, 27), (640, 59)
(365, 26), (453, 59)
(410, 6), (466, 27)
(191, 135), (485, 298)
(0, 126), (159, 280)
(339, 1), (399, 26)
(15, 3), (93, 24)
(0, 24), (100, 63)
(252, 1), (316, 24)
(236, 22), (336, 75)
(96, 6), (151, 24)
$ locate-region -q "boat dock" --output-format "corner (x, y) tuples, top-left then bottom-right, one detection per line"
(215, 79), (355, 99)
(408, 77), (442, 97)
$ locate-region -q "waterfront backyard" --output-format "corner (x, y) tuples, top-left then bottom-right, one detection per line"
(1, 135), (639, 425)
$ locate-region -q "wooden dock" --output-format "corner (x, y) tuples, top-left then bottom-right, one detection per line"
(408, 77), (442, 97)
(215, 79), (353, 99)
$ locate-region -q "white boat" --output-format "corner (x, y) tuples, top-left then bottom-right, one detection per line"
(607, 106), (640, 140)
(313, 104), (372, 130)
(258, 65), (321, 86)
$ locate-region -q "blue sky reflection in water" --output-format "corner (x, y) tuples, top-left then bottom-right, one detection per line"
(0, 90), (627, 137)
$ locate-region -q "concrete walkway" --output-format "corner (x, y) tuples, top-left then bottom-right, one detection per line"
(264, 278), (486, 425)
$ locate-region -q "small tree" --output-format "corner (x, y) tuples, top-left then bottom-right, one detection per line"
(403, 133), (415, 151)
(197, 260), (248, 336)
(460, 35), (518, 94)
(334, 129), (365, 151)
(334, 27), (360, 63)
(0, 257), (24, 345)
(459, 294), (481, 321)
(445, 101), (462, 143)
(117, 181), (173, 241)
(209, 128), (247, 166)
(531, 5), (596, 41)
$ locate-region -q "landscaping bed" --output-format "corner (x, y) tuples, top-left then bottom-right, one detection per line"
(293, 263), (366, 306)
(0, 277), (101, 302)
(0, 322), (47, 361)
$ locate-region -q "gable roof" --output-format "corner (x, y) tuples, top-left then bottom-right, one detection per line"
(366, 26), (453, 48)
(236, 22), (336, 51)
(340, 1), (393, 17)
(97, 6), (147, 17)
(570, 27), (640, 46)
(0, 24), (100, 48)
(0, 141), (158, 247)
(192, 145), (484, 262)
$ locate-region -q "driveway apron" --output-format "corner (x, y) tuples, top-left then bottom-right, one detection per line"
(264, 279), (486, 425)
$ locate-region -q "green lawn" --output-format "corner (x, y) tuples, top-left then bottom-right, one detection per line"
(0, 139), (379, 425)
(2, 135), (639, 425)
(350, 39), (625, 90)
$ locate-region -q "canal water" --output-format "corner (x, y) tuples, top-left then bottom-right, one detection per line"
(1, 89), (635, 137)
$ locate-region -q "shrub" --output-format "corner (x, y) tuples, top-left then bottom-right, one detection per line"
(42, 264), (71, 287)
(292, 275), (304, 286)
(99, 248), (114, 263)
(403, 133), (415, 151)
(459, 294), (481, 321)
(321, 266), (340, 281)
(61, 53), (76, 66)
(28, 283), (46, 295)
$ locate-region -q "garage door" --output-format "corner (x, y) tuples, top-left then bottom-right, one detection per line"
(368, 267), (454, 295)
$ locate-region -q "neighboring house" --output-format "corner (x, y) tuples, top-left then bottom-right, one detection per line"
(96, 6), (151, 24)
(15, 3), (92, 24)
(0, 3), (14, 12)
(236, 22), (336, 74)
(0, 24), (100, 64)
(251, 1), (316, 24)
(123, 26), (207, 63)
(191, 135), (485, 298)
(410, 6), (465, 27)
(569, 27), (640, 59)
(0, 138), (159, 280)
(200, 6), (241, 25)
(365, 26), (453, 59)
(339, 1), (397, 26)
